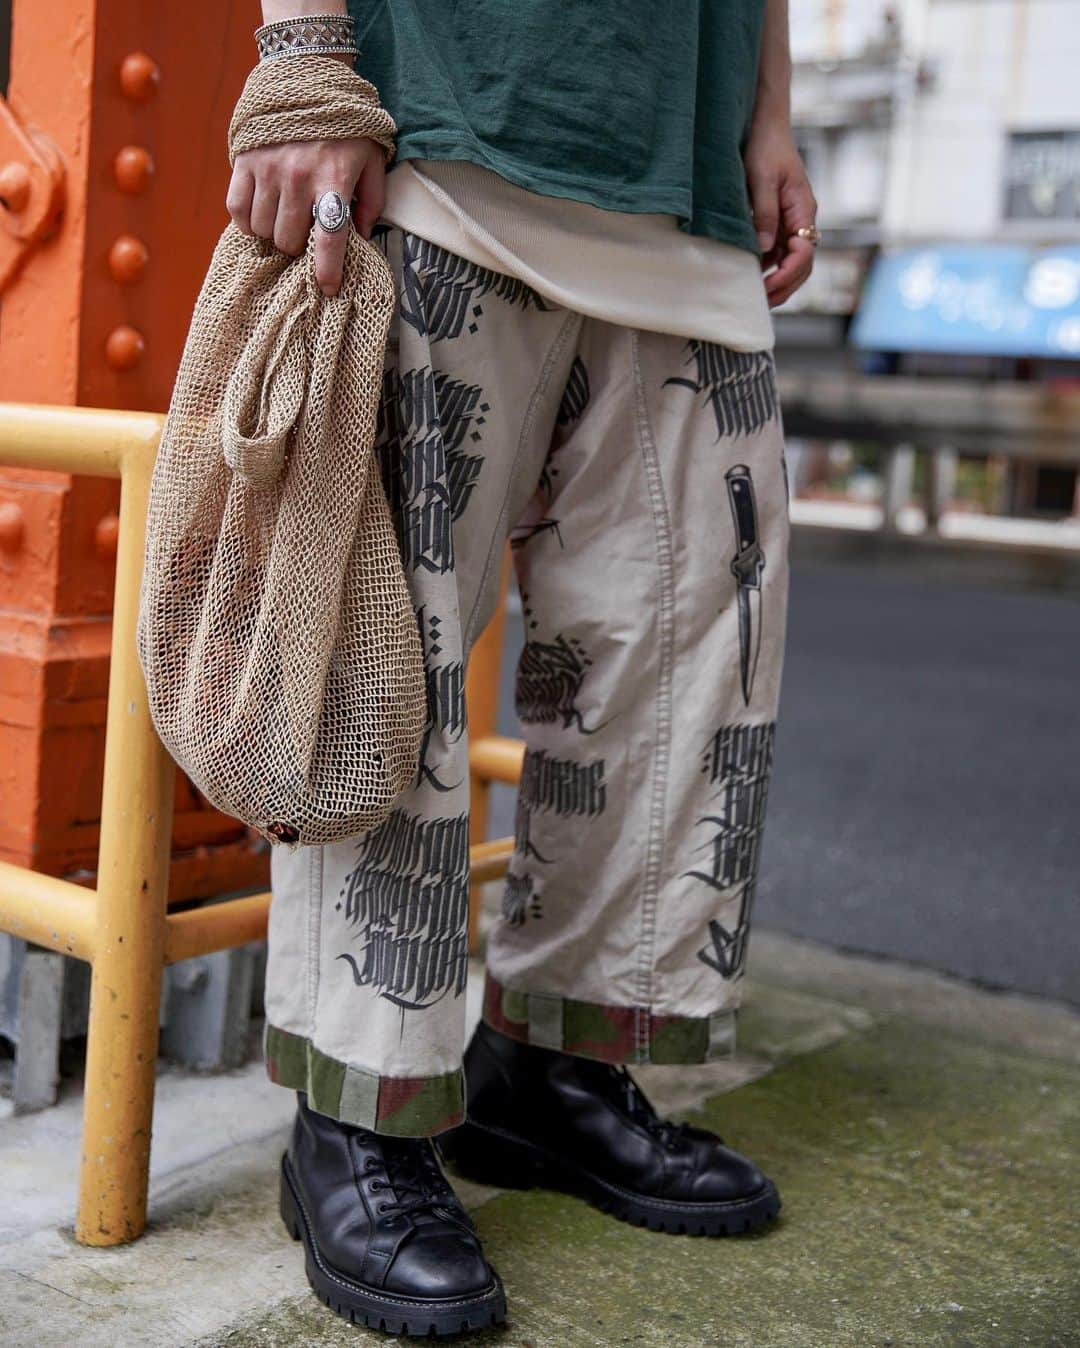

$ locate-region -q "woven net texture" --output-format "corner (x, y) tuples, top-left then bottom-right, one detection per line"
(136, 58), (424, 847)
(228, 55), (397, 164)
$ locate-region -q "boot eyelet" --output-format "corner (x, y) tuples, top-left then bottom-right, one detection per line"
(369, 1180), (383, 1191)
(377, 1202), (391, 1213)
(363, 1158), (378, 1172)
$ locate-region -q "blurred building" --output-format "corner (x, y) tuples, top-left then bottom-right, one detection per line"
(779, 0), (914, 359)
(782, 0), (1080, 521)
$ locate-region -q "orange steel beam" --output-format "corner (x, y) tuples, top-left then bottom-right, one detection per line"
(0, 0), (268, 896)
(0, 94), (65, 291)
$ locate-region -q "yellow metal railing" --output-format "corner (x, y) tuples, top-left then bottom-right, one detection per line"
(0, 403), (520, 1245)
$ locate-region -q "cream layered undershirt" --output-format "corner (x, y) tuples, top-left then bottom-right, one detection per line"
(381, 158), (775, 353)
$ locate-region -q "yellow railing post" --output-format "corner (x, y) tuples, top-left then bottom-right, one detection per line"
(0, 404), (525, 1243)
(465, 551), (513, 951)
(75, 444), (174, 1246)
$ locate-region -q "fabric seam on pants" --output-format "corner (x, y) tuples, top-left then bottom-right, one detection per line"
(630, 328), (678, 1061)
(463, 308), (583, 652)
(306, 843), (324, 1028)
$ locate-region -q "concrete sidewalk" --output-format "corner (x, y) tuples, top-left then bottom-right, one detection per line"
(1, 929), (1077, 1348)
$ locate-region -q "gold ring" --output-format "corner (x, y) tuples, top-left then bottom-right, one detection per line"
(796, 226), (822, 247)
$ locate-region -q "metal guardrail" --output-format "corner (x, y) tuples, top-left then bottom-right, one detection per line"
(778, 371), (1080, 543)
(0, 403), (519, 1245)
(779, 372), (1080, 463)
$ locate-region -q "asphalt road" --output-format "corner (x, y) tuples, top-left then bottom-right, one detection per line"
(491, 563), (1080, 1005)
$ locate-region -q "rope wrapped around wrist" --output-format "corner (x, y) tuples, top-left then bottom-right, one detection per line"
(228, 54), (397, 165)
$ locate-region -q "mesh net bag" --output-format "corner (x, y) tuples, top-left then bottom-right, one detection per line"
(136, 60), (424, 847)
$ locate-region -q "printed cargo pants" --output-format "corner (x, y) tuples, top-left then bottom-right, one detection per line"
(265, 225), (790, 1136)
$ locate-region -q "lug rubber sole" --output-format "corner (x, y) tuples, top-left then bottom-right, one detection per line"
(438, 1118), (781, 1237)
(279, 1156), (507, 1338)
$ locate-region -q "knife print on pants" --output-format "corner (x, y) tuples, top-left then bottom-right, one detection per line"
(725, 464), (765, 706)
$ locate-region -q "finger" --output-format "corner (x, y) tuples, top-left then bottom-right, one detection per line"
(353, 154), (386, 239)
(747, 169), (780, 257)
(764, 238), (815, 307)
(313, 189), (351, 296)
(249, 183), (279, 241)
(767, 275), (807, 309)
(763, 250), (809, 296)
(274, 188), (312, 257)
(764, 253), (813, 304)
(779, 173), (818, 239)
(226, 166), (255, 234)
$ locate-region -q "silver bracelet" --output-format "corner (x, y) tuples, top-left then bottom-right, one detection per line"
(254, 14), (359, 63)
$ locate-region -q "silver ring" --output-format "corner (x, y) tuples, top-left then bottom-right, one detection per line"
(312, 190), (349, 234)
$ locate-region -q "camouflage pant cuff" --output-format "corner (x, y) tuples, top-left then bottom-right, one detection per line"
(264, 1025), (465, 1136)
(482, 975), (738, 1065)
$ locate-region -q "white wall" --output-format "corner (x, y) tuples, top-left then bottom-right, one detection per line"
(800, 125), (890, 226)
(881, 0), (1080, 242)
(789, 0), (927, 231)
(789, 0), (922, 62)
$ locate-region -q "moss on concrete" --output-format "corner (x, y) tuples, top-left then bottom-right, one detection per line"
(207, 1013), (1079, 1348)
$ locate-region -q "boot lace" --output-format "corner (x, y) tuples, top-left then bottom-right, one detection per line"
(362, 1140), (460, 1227)
(610, 1065), (705, 1151)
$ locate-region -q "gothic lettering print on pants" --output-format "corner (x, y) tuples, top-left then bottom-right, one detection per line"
(264, 225), (789, 1134)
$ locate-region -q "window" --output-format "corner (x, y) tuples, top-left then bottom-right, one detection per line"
(1004, 132), (1080, 221)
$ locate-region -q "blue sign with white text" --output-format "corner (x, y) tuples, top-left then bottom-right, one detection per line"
(850, 245), (1080, 359)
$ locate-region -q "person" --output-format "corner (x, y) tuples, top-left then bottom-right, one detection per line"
(228, 0), (817, 1335)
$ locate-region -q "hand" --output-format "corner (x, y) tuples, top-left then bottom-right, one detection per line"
(743, 117), (818, 309)
(226, 136), (386, 296)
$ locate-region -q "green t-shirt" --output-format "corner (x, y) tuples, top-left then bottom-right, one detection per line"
(347, 1), (766, 255)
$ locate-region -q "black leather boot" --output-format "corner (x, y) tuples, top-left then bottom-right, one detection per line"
(280, 1093), (506, 1336)
(438, 1021), (781, 1236)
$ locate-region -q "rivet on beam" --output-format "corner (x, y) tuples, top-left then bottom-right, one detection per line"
(119, 52), (161, 102)
(105, 325), (146, 371)
(108, 235), (150, 284)
(113, 146), (155, 195)
(0, 501), (24, 552)
(0, 162), (31, 213)
(95, 513), (120, 560)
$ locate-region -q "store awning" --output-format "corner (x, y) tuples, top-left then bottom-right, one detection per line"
(850, 245), (1080, 358)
